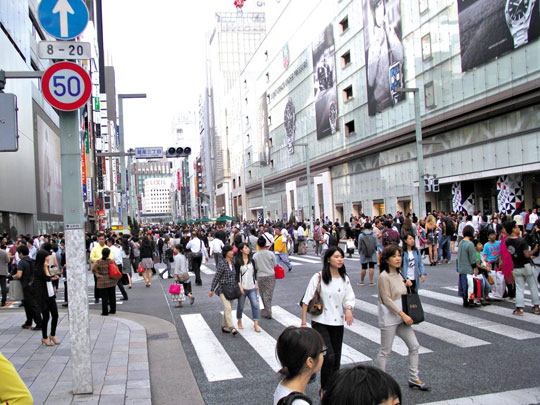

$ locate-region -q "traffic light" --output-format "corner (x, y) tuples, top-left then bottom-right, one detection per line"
(432, 177), (440, 192)
(166, 146), (191, 158)
(104, 195), (111, 209)
(424, 177), (431, 193)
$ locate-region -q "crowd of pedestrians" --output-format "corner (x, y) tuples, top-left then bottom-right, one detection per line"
(1, 205), (539, 403)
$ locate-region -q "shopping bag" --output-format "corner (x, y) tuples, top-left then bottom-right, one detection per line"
(274, 265), (285, 279)
(473, 276), (483, 299)
(401, 290), (424, 324)
(121, 274), (129, 285)
(8, 279), (23, 301)
(491, 269), (506, 299)
(137, 263), (145, 274)
(109, 262), (122, 280)
(46, 281), (55, 298)
(168, 284), (181, 294)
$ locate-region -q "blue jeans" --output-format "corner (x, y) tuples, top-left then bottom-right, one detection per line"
(275, 253), (292, 271)
(237, 288), (260, 320)
(513, 264), (540, 308)
(438, 235), (451, 262)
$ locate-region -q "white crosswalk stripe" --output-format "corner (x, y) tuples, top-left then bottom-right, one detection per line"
(288, 256), (321, 264)
(271, 306), (372, 363)
(419, 290), (540, 326)
(418, 386), (540, 405)
(200, 265), (216, 275)
(225, 313), (281, 372)
(354, 299), (487, 348)
(181, 313), (242, 382)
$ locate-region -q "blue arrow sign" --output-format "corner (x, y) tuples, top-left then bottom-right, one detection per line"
(38, 0), (89, 40)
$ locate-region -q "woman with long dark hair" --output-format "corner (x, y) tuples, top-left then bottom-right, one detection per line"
(234, 243), (261, 333)
(140, 236), (154, 287)
(400, 233), (426, 293)
(35, 242), (60, 346)
(121, 238), (132, 289)
(300, 246), (355, 396)
(376, 245), (429, 391)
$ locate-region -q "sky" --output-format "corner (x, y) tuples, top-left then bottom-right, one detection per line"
(101, 0), (267, 151)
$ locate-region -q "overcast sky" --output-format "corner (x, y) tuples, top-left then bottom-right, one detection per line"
(101, 0), (268, 151)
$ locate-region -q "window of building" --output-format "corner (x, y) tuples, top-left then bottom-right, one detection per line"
(424, 81), (435, 109)
(264, 50), (268, 60)
(245, 116), (249, 125)
(270, 160), (274, 169)
(268, 115), (272, 125)
(249, 170), (252, 179)
(344, 120), (355, 136)
(343, 85), (354, 102)
(268, 137), (273, 148)
(421, 33), (432, 61)
(339, 15), (349, 34)
(233, 179), (236, 189)
(419, 0), (429, 14)
(265, 72), (270, 82)
(245, 97), (248, 104)
(238, 176), (241, 187)
(246, 133), (250, 143)
(341, 51), (351, 68)
(247, 152), (251, 161)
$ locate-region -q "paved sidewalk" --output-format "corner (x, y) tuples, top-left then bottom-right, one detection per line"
(0, 311), (151, 405)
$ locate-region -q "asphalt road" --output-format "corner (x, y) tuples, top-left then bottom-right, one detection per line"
(114, 248), (540, 404)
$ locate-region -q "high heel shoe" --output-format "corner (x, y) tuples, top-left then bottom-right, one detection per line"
(408, 380), (430, 391)
(49, 336), (60, 345)
(41, 338), (53, 346)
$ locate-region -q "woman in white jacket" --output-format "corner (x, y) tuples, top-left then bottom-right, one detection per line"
(172, 244), (194, 307)
(300, 246), (355, 397)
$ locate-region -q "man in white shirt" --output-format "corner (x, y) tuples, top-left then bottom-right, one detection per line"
(209, 235), (224, 267)
(107, 238), (128, 300)
(186, 233), (208, 286)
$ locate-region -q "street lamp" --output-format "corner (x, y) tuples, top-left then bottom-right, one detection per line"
(118, 93), (146, 233)
(293, 142), (313, 233)
(395, 87), (426, 218)
(251, 161), (267, 223)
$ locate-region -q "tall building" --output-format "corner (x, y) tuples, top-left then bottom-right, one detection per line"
(142, 178), (173, 218)
(131, 160), (173, 217)
(219, 0), (540, 222)
(201, 10), (267, 217)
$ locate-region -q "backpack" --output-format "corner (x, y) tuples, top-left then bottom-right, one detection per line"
(277, 392), (313, 405)
(383, 230), (400, 247)
(313, 227), (322, 241)
(328, 234), (338, 247)
(444, 217), (456, 236)
(360, 233), (377, 257)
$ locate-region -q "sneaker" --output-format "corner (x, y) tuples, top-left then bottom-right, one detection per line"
(513, 308), (524, 316)
(357, 282), (365, 286)
(369, 282), (375, 286)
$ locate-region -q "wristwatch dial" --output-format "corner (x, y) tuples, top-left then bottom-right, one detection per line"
(506, 0), (531, 24)
(328, 102), (337, 134)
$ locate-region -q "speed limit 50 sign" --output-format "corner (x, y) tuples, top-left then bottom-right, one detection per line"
(41, 61), (91, 111)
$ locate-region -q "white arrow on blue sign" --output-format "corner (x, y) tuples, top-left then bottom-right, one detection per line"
(38, 0), (89, 40)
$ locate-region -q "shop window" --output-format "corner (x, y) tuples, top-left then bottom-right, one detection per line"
(344, 120), (355, 136)
(339, 15), (349, 34)
(341, 51), (351, 68)
(343, 85), (354, 102)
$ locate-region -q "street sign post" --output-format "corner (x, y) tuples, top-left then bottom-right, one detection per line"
(41, 62), (91, 111)
(38, 41), (91, 60)
(38, 0), (89, 40)
(135, 146), (164, 159)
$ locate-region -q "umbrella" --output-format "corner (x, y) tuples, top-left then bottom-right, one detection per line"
(199, 218), (211, 222)
(217, 215), (236, 221)
(187, 219), (195, 224)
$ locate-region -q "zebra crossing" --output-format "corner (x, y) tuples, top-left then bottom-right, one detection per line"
(178, 288), (540, 384)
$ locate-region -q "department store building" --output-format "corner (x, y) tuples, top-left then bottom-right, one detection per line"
(227, 0), (540, 222)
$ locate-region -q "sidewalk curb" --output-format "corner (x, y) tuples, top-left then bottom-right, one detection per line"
(92, 310), (205, 405)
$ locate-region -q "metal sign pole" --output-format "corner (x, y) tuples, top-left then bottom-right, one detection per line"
(60, 110), (93, 394)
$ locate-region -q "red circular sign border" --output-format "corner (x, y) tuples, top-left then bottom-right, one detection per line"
(42, 61), (92, 111)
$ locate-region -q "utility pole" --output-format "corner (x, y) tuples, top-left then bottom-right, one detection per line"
(295, 143), (313, 233)
(396, 87), (426, 218)
(118, 94), (146, 232)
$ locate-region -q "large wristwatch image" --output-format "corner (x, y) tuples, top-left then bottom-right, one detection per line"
(505, 0), (536, 48)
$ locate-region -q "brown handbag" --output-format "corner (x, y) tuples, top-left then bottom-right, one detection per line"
(299, 272), (323, 315)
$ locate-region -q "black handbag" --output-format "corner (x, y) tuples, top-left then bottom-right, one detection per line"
(222, 283), (241, 300)
(121, 274), (129, 286)
(401, 288), (424, 324)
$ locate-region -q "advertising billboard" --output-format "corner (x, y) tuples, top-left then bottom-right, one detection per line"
(257, 91), (270, 165)
(34, 109), (63, 219)
(362, 0), (405, 116)
(312, 24), (338, 140)
(458, 0), (540, 71)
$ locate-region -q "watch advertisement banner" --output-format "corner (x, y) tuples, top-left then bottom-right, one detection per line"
(362, 0), (405, 116)
(458, 0), (540, 72)
(312, 24), (338, 140)
(284, 99), (296, 154)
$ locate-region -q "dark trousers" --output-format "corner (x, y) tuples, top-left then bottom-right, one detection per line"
(213, 253), (223, 268)
(312, 321), (344, 390)
(41, 296), (58, 339)
(63, 280), (68, 303)
(22, 286), (42, 327)
(93, 274), (100, 301)
(99, 286), (116, 315)
(191, 255), (202, 284)
(0, 275), (7, 306)
(116, 264), (128, 299)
